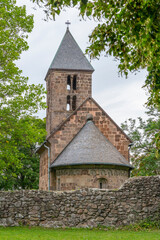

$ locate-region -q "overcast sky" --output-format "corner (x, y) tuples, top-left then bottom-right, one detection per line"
(16, 0), (148, 126)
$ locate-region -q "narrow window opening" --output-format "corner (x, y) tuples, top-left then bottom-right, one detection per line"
(57, 178), (60, 191)
(67, 75), (71, 90)
(72, 95), (76, 111)
(66, 95), (70, 111)
(67, 104), (70, 111)
(73, 75), (77, 90)
(99, 178), (107, 189)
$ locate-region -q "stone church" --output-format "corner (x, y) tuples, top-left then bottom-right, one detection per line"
(37, 26), (133, 191)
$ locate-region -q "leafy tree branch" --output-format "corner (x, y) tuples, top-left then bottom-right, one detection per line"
(121, 107), (160, 176)
(0, 0), (46, 189)
(32, 0), (160, 107)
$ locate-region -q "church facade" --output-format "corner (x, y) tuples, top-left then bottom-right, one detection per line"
(37, 27), (133, 191)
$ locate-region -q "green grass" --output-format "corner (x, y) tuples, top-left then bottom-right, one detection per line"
(0, 227), (160, 240)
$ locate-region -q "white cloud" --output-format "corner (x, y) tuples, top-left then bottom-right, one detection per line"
(94, 77), (148, 125)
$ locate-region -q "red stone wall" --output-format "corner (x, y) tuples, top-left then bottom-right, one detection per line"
(49, 98), (130, 163)
(39, 149), (48, 190)
(55, 168), (129, 191)
(46, 70), (92, 136)
(40, 98), (130, 190)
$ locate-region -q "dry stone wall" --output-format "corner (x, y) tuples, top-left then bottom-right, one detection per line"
(0, 176), (159, 228)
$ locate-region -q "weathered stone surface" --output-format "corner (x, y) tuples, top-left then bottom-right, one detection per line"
(46, 70), (92, 136)
(39, 98), (131, 191)
(39, 33), (132, 192)
(0, 176), (159, 228)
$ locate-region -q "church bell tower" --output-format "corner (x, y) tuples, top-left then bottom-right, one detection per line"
(45, 26), (94, 135)
(38, 23), (132, 191)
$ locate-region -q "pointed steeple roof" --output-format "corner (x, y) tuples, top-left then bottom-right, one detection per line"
(51, 118), (133, 169)
(49, 29), (94, 72)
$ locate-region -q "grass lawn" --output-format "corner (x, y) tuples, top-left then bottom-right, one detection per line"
(0, 227), (159, 240)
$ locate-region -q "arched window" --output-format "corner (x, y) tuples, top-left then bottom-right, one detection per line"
(66, 95), (70, 111)
(99, 178), (107, 189)
(73, 75), (77, 90)
(72, 95), (76, 111)
(67, 75), (71, 90)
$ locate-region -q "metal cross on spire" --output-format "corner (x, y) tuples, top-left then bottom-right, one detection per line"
(65, 20), (71, 30)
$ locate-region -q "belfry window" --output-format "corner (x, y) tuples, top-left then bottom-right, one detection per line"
(66, 95), (70, 111)
(73, 75), (77, 90)
(67, 75), (71, 90)
(72, 95), (76, 111)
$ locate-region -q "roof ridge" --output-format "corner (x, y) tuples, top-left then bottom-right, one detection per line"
(90, 98), (132, 143)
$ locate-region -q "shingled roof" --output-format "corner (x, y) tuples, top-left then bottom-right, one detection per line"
(49, 28), (94, 72)
(51, 118), (133, 169)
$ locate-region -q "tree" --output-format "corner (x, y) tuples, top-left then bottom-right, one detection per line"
(0, 117), (46, 190)
(0, 0), (46, 186)
(121, 107), (160, 176)
(32, 0), (160, 107)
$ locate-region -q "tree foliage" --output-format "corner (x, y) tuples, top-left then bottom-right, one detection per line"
(121, 107), (160, 176)
(0, 117), (46, 190)
(0, 0), (46, 188)
(32, 0), (160, 107)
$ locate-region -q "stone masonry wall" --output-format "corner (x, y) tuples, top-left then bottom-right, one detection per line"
(46, 70), (92, 136)
(39, 149), (48, 190)
(39, 99), (130, 190)
(40, 98), (130, 190)
(55, 168), (129, 191)
(49, 98), (130, 163)
(0, 176), (159, 228)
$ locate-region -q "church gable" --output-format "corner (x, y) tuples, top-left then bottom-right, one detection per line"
(51, 118), (133, 169)
(47, 97), (131, 164)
